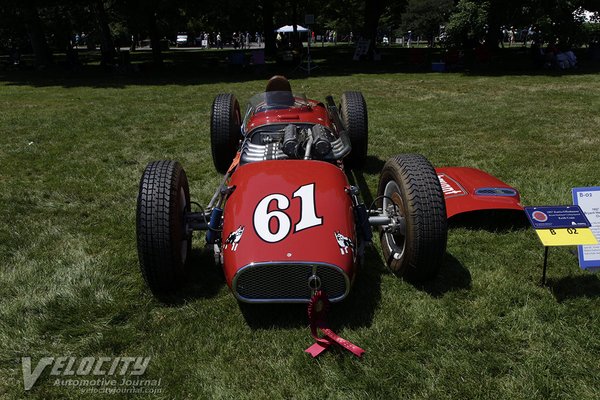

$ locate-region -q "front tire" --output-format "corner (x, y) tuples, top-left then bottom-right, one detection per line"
(378, 154), (447, 281)
(340, 91), (368, 168)
(137, 160), (192, 298)
(211, 93), (241, 174)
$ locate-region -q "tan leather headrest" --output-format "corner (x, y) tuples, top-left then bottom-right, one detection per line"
(266, 75), (292, 92)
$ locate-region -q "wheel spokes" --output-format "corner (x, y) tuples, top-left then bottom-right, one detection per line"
(383, 180), (406, 258)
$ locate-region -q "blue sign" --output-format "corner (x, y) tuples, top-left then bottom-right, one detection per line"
(524, 205), (591, 229)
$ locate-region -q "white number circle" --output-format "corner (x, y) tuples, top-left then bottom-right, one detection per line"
(253, 194), (291, 243)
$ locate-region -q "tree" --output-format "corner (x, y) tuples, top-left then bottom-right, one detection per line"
(522, 0), (588, 45)
(19, 0), (53, 67)
(118, 0), (184, 65)
(447, 0), (600, 48)
(401, 0), (453, 46)
(379, 1), (408, 37)
(364, 0), (386, 46)
(91, 0), (116, 66)
(446, 0), (489, 48)
(318, 0), (364, 37)
(261, 0), (276, 56)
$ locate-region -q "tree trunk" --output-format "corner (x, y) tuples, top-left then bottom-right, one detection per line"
(22, 1), (52, 68)
(292, 2), (300, 49)
(262, 0), (276, 57)
(149, 12), (162, 65)
(484, 1), (502, 50)
(363, 0), (385, 58)
(92, 0), (116, 66)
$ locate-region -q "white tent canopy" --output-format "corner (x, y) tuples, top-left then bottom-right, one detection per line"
(575, 7), (599, 23)
(275, 25), (309, 33)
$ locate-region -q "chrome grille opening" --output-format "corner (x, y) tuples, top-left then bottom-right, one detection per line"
(233, 262), (349, 303)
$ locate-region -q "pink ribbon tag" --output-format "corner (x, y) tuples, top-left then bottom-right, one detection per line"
(305, 342), (329, 357)
(305, 291), (365, 358)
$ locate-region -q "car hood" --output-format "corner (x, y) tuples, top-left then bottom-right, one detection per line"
(221, 160), (357, 287)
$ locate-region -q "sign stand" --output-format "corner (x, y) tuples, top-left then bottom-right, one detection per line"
(297, 15), (318, 75)
(542, 246), (549, 285)
(298, 36), (317, 74)
(525, 205), (598, 286)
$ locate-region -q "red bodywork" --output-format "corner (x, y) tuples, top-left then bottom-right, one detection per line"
(244, 99), (334, 132)
(219, 93), (523, 303)
(436, 167), (523, 219)
(222, 160), (356, 302)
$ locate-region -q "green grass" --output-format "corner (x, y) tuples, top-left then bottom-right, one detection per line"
(1, 58), (600, 399)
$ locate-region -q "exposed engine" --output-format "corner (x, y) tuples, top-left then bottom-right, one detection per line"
(240, 123), (351, 165)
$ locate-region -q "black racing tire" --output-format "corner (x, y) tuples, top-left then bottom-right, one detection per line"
(137, 160), (192, 298)
(211, 93), (241, 174)
(377, 154), (447, 281)
(340, 91), (368, 168)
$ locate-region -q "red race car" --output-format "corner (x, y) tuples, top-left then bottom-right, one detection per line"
(136, 76), (450, 302)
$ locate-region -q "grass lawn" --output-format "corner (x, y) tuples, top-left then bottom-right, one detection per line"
(1, 54), (599, 399)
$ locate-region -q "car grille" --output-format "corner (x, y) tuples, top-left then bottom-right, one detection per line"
(233, 262), (349, 303)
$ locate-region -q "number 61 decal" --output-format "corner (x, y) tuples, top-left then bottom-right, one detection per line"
(253, 183), (323, 243)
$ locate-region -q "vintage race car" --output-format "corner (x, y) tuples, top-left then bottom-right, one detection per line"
(136, 76), (520, 303)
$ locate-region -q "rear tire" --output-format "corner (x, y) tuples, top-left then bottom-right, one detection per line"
(137, 160), (192, 298)
(377, 154), (447, 281)
(340, 91), (368, 168)
(211, 93), (241, 174)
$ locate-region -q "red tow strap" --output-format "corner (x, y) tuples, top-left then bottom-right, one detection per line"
(226, 152), (241, 174)
(305, 291), (365, 358)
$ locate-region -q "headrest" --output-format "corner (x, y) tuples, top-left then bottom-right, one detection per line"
(266, 75), (292, 92)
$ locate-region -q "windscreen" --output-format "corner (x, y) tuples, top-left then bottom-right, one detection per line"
(245, 92), (309, 117)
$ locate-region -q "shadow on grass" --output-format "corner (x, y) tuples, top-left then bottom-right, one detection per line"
(359, 155), (386, 176)
(346, 156), (385, 206)
(410, 252), (472, 297)
(549, 274), (600, 302)
(239, 303), (308, 330)
(330, 245), (385, 329)
(448, 209), (529, 232)
(3, 47), (598, 89)
(238, 248), (472, 327)
(240, 245), (384, 330)
(162, 247), (226, 305)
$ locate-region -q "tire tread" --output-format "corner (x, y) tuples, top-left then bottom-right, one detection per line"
(211, 94), (240, 174)
(340, 91), (368, 168)
(378, 154), (447, 281)
(136, 160), (190, 297)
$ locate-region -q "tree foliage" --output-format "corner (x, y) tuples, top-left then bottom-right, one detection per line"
(444, 0), (597, 48)
(445, 0), (490, 47)
(401, 0), (453, 45)
(1, 0), (598, 65)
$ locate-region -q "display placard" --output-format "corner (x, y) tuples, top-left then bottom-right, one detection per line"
(525, 205), (597, 247)
(526, 204), (598, 284)
(524, 205), (591, 229)
(572, 187), (600, 271)
(534, 227), (597, 246)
